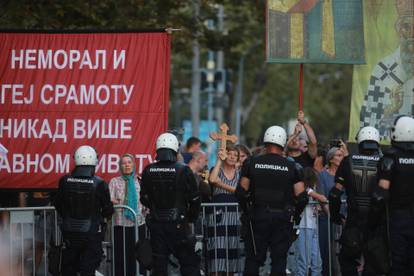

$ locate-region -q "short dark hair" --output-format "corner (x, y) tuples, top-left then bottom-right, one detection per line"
(186, 137), (201, 149)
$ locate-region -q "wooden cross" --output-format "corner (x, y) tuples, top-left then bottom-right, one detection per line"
(209, 123), (238, 152)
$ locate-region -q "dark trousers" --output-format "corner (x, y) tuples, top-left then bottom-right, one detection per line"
(114, 225), (147, 276)
(149, 220), (200, 276)
(114, 226), (137, 276)
(61, 232), (103, 276)
(319, 216), (335, 276)
(338, 226), (377, 276)
(244, 209), (293, 276)
(389, 210), (414, 276)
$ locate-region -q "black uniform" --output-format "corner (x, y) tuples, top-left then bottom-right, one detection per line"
(52, 166), (114, 276)
(377, 145), (414, 275)
(140, 160), (201, 276)
(240, 153), (303, 276)
(331, 153), (384, 276)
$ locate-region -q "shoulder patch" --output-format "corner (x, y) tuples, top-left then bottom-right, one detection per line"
(254, 163), (289, 172)
(398, 158), (414, 165)
(149, 167), (176, 172)
(352, 155), (380, 161)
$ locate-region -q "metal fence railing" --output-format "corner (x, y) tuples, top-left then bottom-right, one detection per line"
(0, 201), (345, 276)
(0, 206), (58, 276)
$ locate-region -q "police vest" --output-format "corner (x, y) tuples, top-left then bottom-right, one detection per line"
(144, 162), (189, 218)
(349, 154), (380, 215)
(60, 175), (102, 233)
(250, 154), (296, 210)
(388, 148), (414, 210)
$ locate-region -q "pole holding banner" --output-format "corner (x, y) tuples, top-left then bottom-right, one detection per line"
(299, 63), (304, 111)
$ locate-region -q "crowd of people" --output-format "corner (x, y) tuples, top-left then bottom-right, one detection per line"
(1, 112), (414, 276)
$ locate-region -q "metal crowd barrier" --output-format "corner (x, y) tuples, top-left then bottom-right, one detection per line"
(198, 202), (244, 275)
(0, 206), (58, 276)
(104, 205), (150, 276)
(0, 201), (345, 276)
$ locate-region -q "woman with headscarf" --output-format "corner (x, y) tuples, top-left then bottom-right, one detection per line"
(109, 154), (146, 276)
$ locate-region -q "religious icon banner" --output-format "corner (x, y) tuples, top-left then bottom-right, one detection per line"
(349, 0), (413, 142)
(266, 0), (365, 64)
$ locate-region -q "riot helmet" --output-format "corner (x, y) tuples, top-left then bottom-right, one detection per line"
(263, 126), (287, 148)
(156, 132), (179, 162)
(391, 116), (414, 142)
(74, 145), (98, 166)
(356, 126), (380, 152)
(156, 133), (179, 152)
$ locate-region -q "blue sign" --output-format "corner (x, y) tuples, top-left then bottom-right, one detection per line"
(182, 120), (218, 168)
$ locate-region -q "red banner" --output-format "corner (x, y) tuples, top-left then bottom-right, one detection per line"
(0, 32), (170, 189)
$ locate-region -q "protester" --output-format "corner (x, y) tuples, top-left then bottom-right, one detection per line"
(294, 167), (327, 276)
(52, 145), (114, 276)
(298, 137), (309, 153)
(313, 146), (327, 173)
(187, 150), (210, 273)
(287, 111), (318, 168)
(236, 126), (307, 275)
(235, 144), (251, 169)
(188, 150), (211, 202)
(318, 145), (346, 276)
(109, 154), (147, 276)
(182, 137), (202, 164)
(140, 133), (201, 276)
(207, 144), (243, 275)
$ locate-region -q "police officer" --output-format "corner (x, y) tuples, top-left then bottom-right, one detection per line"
(329, 126), (384, 275)
(235, 126), (307, 276)
(52, 145), (114, 276)
(140, 132), (201, 276)
(373, 116), (414, 275)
